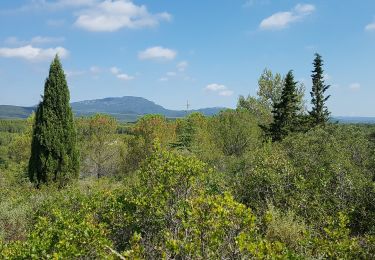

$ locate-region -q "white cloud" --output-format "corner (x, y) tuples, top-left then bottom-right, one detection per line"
(219, 90), (234, 97)
(205, 83), (227, 91)
(116, 73), (134, 80)
(0, 45), (68, 61)
(23, 0), (97, 11)
(260, 3), (315, 30)
(349, 83), (360, 91)
(177, 61), (188, 72)
(110, 66), (134, 81)
(66, 70), (85, 78)
(110, 66), (120, 74)
(365, 21), (375, 31)
(138, 46), (177, 61)
(260, 12), (295, 30)
(205, 83), (234, 97)
(74, 0), (171, 32)
(31, 36), (65, 45)
(4, 36), (65, 46)
(294, 3), (315, 14)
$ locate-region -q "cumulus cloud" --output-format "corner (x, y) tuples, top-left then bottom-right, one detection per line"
(365, 21), (375, 31)
(0, 45), (68, 61)
(205, 83), (227, 91)
(110, 66), (134, 81)
(349, 83), (360, 91)
(260, 3), (315, 30)
(74, 0), (171, 32)
(138, 46), (177, 61)
(205, 83), (233, 97)
(177, 61), (188, 72)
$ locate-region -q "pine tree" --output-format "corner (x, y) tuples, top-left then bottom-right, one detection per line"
(28, 55), (79, 187)
(309, 53), (330, 126)
(269, 70), (299, 141)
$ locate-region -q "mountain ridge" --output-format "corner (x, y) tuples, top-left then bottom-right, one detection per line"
(0, 96), (225, 121)
(1, 96), (374, 123)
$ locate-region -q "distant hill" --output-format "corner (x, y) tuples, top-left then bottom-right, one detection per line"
(333, 116), (375, 124)
(0, 96), (225, 121)
(1, 97), (374, 124)
(0, 105), (34, 119)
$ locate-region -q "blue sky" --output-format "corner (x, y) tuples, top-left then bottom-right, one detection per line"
(0, 0), (374, 116)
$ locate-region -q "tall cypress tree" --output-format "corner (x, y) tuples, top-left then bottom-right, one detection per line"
(28, 55), (79, 187)
(309, 53), (330, 126)
(269, 70), (299, 141)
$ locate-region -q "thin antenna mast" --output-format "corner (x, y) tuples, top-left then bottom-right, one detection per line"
(186, 100), (190, 115)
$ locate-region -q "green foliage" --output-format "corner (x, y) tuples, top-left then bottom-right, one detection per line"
(1, 79), (375, 259)
(128, 143), (225, 258)
(264, 204), (307, 251)
(238, 69), (306, 128)
(119, 134), (148, 174)
(164, 193), (258, 259)
(132, 114), (176, 148)
(171, 115), (196, 151)
(120, 114), (177, 174)
(237, 68), (283, 125)
(28, 56), (79, 187)
(230, 142), (297, 212)
(257, 68), (284, 107)
(0, 119), (29, 133)
(7, 115), (33, 166)
(310, 213), (364, 259)
(269, 70), (300, 141)
(77, 114), (119, 178)
(238, 95), (273, 126)
(211, 109), (260, 157)
(309, 53), (331, 126)
(0, 184), (114, 259)
(281, 126), (375, 233)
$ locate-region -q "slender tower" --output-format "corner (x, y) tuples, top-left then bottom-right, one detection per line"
(186, 100), (190, 116)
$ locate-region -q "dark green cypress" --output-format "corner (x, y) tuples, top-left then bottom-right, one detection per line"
(269, 70), (299, 141)
(309, 53), (330, 126)
(28, 55), (79, 187)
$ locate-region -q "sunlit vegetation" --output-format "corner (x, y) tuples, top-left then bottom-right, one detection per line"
(0, 55), (374, 258)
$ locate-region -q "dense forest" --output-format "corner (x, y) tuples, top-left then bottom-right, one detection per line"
(0, 55), (374, 259)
